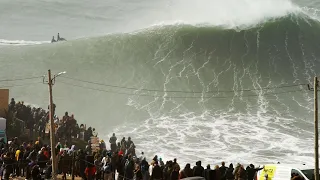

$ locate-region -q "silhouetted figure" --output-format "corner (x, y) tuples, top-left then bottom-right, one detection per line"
(51, 36), (56, 43)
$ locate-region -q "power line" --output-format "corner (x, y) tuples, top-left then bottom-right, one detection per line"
(0, 76), (43, 82)
(57, 80), (305, 99)
(61, 76), (306, 93)
(0, 82), (42, 88)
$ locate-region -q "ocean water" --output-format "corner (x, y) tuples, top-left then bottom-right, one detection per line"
(1, 0), (320, 166)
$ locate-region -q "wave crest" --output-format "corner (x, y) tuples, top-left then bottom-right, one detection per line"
(0, 39), (50, 46)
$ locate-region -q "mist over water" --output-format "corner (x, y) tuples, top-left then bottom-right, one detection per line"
(0, 0), (320, 166)
(163, 0), (298, 26)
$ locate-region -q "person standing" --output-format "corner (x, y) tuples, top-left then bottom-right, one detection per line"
(109, 133), (117, 153)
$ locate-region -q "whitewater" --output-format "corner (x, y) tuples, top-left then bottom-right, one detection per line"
(1, 0), (320, 166)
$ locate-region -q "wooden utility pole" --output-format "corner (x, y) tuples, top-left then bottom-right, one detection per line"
(48, 69), (57, 180)
(72, 151), (75, 180)
(315, 76), (319, 180)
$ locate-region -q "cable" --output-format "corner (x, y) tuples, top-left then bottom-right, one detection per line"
(61, 76), (306, 93)
(57, 81), (304, 99)
(0, 82), (43, 88)
(0, 76), (43, 82)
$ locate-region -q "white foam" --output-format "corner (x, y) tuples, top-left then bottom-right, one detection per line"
(150, 0), (302, 28)
(301, 6), (320, 21)
(102, 109), (312, 166)
(0, 39), (50, 46)
(99, 81), (313, 166)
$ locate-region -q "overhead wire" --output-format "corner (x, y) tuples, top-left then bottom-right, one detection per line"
(0, 82), (43, 88)
(0, 75), (44, 82)
(61, 76), (306, 93)
(0, 74), (308, 99)
(57, 80), (305, 99)
(0, 75), (46, 88)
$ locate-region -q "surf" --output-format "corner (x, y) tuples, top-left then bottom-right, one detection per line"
(162, 0), (301, 27)
(0, 39), (50, 46)
(1, 4), (320, 166)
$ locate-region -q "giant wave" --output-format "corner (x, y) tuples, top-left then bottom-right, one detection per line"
(1, 12), (320, 165)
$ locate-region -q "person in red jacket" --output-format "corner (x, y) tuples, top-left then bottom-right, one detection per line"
(85, 166), (97, 180)
(42, 147), (50, 159)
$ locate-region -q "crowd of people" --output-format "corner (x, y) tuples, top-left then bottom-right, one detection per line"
(0, 98), (306, 180)
(0, 132), (266, 180)
(0, 129), (275, 180)
(90, 134), (265, 180)
(6, 98), (96, 144)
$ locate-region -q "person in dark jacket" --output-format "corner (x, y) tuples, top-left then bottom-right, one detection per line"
(37, 150), (48, 169)
(126, 137), (133, 149)
(2, 153), (14, 180)
(140, 157), (150, 180)
(193, 161), (204, 177)
(170, 166), (180, 180)
(121, 137), (126, 147)
(44, 162), (52, 179)
(151, 161), (163, 180)
(124, 155), (135, 180)
(179, 163), (193, 179)
(134, 163), (143, 180)
(111, 152), (118, 180)
(220, 162), (227, 180)
(117, 154), (125, 180)
(26, 161), (37, 180)
(163, 161), (173, 180)
(31, 165), (41, 180)
(204, 165), (212, 180)
(109, 133), (117, 152)
(225, 163), (234, 180)
(247, 164), (263, 180)
(77, 149), (86, 179)
(215, 165), (221, 180)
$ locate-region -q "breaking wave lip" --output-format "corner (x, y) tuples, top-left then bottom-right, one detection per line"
(0, 39), (50, 46)
(145, 10), (319, 32)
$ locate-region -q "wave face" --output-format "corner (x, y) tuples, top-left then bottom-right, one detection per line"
(109, 14), (320, 164)
(2, 12), (320, 165)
